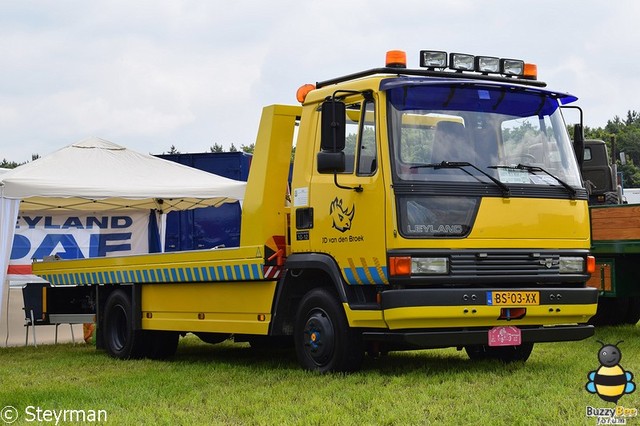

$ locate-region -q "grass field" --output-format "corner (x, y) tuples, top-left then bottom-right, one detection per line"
(1, 325), (639, 425)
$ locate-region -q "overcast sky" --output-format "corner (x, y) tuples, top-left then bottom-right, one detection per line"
(2, 1), (639, 163)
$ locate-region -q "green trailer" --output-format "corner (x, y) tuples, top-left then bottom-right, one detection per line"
(588, 203), (640, 325)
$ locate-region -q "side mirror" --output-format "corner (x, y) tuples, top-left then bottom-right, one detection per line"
(317, 151), (346, 173)
(573, 123), (584, 168)
(321, 99), (346, 151)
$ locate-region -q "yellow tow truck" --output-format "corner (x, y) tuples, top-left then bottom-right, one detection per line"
(33, 50), (598, 372)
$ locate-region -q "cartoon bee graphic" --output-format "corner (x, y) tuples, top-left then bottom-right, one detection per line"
(586, 340), (636, 403)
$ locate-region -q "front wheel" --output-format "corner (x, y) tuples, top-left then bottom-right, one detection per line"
(465, 342), (534, 363)
(294, 288), (363, 373)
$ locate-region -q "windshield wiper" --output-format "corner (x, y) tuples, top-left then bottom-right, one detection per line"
(411, 161), (510, 197)
(489, 164), (577, 198)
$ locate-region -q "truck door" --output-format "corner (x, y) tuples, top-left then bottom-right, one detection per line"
(301, 95), (388, 285)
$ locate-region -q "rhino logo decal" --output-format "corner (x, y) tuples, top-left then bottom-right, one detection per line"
(330, 197), (355, 232)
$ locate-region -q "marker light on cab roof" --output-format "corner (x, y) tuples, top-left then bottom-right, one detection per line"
(523, 63), (538, 80)
(385, 50), (407, 68)
(296, 83), (316, 103)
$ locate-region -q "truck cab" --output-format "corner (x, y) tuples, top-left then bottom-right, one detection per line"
(282, 50), (597, 369)
(581, 139), (619, 204)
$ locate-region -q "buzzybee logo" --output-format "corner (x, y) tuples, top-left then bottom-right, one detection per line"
(586, 341), (636, 403)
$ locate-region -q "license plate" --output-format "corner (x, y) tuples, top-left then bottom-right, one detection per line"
(486, 291), (539, 306)
(488, 326), (522, 347)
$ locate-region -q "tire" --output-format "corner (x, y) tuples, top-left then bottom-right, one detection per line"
(604, 191), (620, 205)
(294, 288), (364, 373)
(465, 342), (534, 363)
(146, 331), (179, 360)
(195, 332), (230, 345)
(589, 297), (629, 326)
(465, 345), (490, 361)
(625, 297), (640, 325)
(103, 290), (147, 359)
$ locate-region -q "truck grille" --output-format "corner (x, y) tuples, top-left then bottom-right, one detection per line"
(387, 249), (588, 286)
(450, 252), (560, 276)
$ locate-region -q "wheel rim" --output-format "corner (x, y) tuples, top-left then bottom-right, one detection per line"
(109, 304), (128, 352)
(302, 308), (335, 366)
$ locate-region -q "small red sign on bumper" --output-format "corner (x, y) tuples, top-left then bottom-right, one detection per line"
(488, 326), (522, 347)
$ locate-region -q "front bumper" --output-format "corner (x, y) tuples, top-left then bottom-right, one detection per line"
(379, 287), (598, 330)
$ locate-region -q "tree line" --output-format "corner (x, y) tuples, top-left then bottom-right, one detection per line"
(582, 110), (640, 188)
(3, 111), (640, 187)
(0, 154), (40, 169)
(164, 143), (255, 155)
(165, 142), (298, 162)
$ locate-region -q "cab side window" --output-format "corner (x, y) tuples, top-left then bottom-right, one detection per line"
(357, 100), (377, 176)
(342, 99), (377, 175)
(343, 105), (359, 174)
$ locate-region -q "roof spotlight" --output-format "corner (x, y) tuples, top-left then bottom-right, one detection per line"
(419, 50), (447, 69)
(449, 53), (475, 71)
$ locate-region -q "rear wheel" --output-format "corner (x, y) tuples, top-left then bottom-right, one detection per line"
(294, 288), (363, 373)
(103, 290), (147, 359)
(465, 342), (534, 363)
(146, 331), (179, 360)
(195, 332), (230, 345)
(589, 297), (629, 326)
(625, 297), (640, 325)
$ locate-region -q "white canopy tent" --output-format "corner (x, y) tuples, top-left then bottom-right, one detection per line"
(0, 137), (247, 340)
(0, 137), (245, 211)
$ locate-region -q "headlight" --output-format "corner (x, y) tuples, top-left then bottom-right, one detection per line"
(559, 256), (585, 273)
(411, 257), (449, 275)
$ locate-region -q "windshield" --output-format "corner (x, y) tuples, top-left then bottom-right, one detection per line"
(387, 83), (582, 188)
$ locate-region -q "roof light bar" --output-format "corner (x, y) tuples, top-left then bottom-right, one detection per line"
(416, 50), (536, 80)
